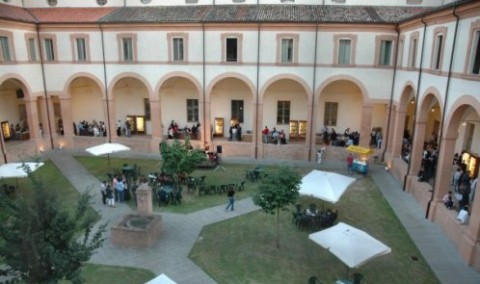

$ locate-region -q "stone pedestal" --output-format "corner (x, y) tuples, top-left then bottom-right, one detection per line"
(111, 183), (162, 248)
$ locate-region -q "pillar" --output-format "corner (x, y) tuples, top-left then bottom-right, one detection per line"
(59, 97), (74, 138)
(359, 104), (373, 147)
(408, 120), (427, 177)
(390, 108), (406, 158)
(24, 97), (40, 140)
(149, 98), (162, 152)
(135, 183), (153, 217)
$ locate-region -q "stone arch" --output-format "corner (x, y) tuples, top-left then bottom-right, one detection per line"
(260, 74), (311, 103)
(206, 72), (256, 102)
(444, 95), (480, 138)
(314, 74), (369, 102)
(397, 80), (416, 112)
(417, 86), (443, 123)
(108, 72), (153, 100)
(62, 72), (105, 99)
(0, 73), (33, 99)
(155, 72), (202, 101)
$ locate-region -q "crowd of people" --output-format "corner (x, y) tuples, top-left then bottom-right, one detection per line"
(319, 126), (360, 147)
(167, 120), (201, 140)
(444, 156), (478, 214)
(6, 121), (29, 140)
(74, 120), (107, 137)
(229, 123), (242, 141)
(261, 126), (287, 145)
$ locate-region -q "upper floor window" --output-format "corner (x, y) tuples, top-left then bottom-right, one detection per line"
(334, 35), (357, 65)
(187, 99), (199, 122)
(0, 36), (12, 62)
(376, 36), (395, 67)
(97, 0), (107, 5)
(408, 32), (419, 68)
(27, 37), (37, 62)
(277, 34), (299, 64)
(281, 39), (294, 63)
(222, 34), (242, 63)
(226, 38), (238, 62)
(117, 34), (136, 62)
(466, 21), (480, 76)
(173, 38), (184, 61)
(277, 101), (290, 125)
(141, 0), (152, 3)
(431, 27), (446, 71)
(48, 0), (57, 7)
(43, 38), (56, 61)
(168, 33), (188, 63)
(74, 37), (88, 62)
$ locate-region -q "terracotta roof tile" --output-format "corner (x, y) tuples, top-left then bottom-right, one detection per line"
(99, 6), (211, 23)
(28, 7), (117, 23)
(0, 4), (36, 23)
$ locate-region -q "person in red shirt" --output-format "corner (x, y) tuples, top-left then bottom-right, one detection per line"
(347, 153), (354, 174)
(262, 126), (269, 143)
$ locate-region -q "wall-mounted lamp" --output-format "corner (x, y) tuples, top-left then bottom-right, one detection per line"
(39, 146), (45, 153)
(462, 122), (467, 127)
(58, 143), (64, 149)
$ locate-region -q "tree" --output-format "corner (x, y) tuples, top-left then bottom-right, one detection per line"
(0, 166), (107, 284)
(252, 166), (301, 248)
(159, 137), (206, 179)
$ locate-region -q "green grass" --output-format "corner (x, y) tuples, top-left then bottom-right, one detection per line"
(75, 156), (313, 214)
(81, 263), (155, 284)
(189, 176), (439, 284)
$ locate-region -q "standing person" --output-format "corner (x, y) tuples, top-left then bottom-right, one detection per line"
(125, 120), (131, 137)
(116, 119), (122, 136)
(106, 183), (115, 208)
(100, 180), (108, 205)
(225, 186), (235, 211)
(116, 176), (125, 203)
(347, 153), (354, 174)
(262, 126), (269, 143)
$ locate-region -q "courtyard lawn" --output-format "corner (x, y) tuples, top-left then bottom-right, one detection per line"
(189, 176), (439, 284)
(80, 263), (156, 284)
(75, 156), (313, 214)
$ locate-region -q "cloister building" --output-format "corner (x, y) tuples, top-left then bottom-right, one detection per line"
(1, 0), (480, 271)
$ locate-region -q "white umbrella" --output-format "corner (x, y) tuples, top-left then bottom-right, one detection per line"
(309, 222), (391, 278)
(144, 273), (177, 284)
(0, 162), (44, 179)
(299, 170), (356, 203)
(86, 143), (130, 167)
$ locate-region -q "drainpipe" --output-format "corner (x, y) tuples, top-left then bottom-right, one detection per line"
(0, 124), (7, 163)
(202, 22), (207, 145)
(425, 4), (459, 219)
(36, 24), (55, 151)
(255, 23), (260, 159)
(308, 24), (319, 162)
(99, 24), (112, 143)
(402, 16), (427, 191)
(382, 26), (401, 162)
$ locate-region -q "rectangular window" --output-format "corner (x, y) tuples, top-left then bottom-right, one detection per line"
(44, 38), (55, 61)
(281, 38), (294, 63)
(324, 102), (338, 126)
(409, 38), (417, 68)
(144, 98), (151, 120)
(226, 38), (238, 62)
(433, 35), (443, 70)
(122, 38), (133, 61)
(471, 31), (480, 75)
(76, 38), (87, 61)
(338, 39), (351, 65)
(173, 38), (184, 61)
(0, 36), (11, 62)
(379, 40), (392, 66)
(231, 100), (244, 123)
(186, 99), (199, 122)
(277, 101), (290, 125)
(28, 38), (37, 61)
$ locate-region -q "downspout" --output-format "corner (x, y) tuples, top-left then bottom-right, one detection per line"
(99, 24), (112, 143)
(426, 4), (459, 219)
(308, 24), (319, 162)
(402, 16), (427, 191)
(254, 23), (260, 159)
(0, 123), (7, 163)
(381, 26), (401, 162)
(36, 24), (55, 150)
(202, 22), (207, 144)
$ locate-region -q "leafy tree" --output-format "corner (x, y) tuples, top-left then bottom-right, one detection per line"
(159, 137), (206, 179)
(253, 166), (301, 248)
(0, 166), (107, 284)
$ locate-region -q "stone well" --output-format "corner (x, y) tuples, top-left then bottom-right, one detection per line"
(111, 183), (162, 248)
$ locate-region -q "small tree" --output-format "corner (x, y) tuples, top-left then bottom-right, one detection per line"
(253, 166), (301, 248)
(159, 137), (206, 179)
(0, 166), (107, 284)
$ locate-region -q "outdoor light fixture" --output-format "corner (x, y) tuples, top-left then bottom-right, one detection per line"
(39, 146), (44, 153)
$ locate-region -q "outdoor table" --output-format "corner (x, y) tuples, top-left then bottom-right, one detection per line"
(352, 159), (368, 175)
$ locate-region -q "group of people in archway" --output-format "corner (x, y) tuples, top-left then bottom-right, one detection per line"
(229, 122), (242, 141)
(417, 144), (439, 183)
(167, 120), (201, 140)
(449, 155), (478, 212)
(74, 120), (107, 137)
(320, 126), (360, 147)
(6, 121), (29, 141)
(369, 127), (383, 149)
(261, 126), (287, 145)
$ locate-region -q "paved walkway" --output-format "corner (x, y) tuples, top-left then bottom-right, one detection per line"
(44, 149), (480, 284)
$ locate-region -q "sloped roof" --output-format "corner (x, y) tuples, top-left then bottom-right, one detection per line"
(99, 6), (211, 23)
(28, 7), (116, 24)
(0, 4), (37, 23)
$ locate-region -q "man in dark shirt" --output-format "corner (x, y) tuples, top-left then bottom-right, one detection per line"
(226, 187), (235, 211)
